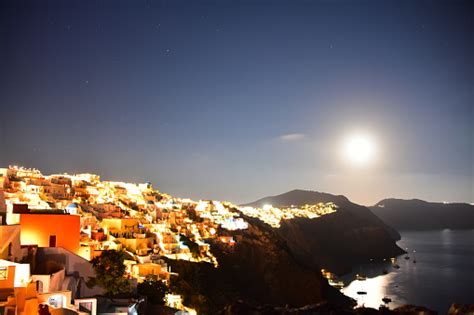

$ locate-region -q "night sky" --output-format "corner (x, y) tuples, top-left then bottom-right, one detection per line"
(1, 0), (472, 205)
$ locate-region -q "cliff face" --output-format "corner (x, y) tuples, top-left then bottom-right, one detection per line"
(167, 190), (406, 313)
(245, 190), (404, 274)
(277, 213), (403, 274)
(371, 198), (474, 230)
(168, 217), (353, 314)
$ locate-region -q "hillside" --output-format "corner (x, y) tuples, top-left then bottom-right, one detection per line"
(243, 189), (351, 208)
(243, 190), (404, 274)
(167, 216), (353, 314)
(371, 198), (474, 230)
(1, 166), (410, 312)
(1, 167), (353, 313)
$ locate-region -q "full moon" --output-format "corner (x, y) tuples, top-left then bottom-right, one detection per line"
(342, 133), (376, 166)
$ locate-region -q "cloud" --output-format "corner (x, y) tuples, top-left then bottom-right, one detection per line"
(277, 133), (306, 142)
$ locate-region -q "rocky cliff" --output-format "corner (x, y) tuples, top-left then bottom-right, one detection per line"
(244, 190), (404, 274)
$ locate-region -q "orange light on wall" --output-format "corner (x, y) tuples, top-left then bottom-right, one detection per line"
(20, 214), (80, 256)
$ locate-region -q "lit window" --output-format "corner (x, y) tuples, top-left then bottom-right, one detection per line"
(0, 267), (8, 280)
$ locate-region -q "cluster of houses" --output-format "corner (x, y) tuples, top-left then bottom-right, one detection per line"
(240, 203), (338, 228)
(0, 166), (251, 315)
(0, 166), (338, 315)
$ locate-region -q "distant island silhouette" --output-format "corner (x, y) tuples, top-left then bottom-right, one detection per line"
(371, 198), (474, 230)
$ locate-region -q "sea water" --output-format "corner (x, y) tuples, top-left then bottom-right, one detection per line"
(341, 229), (474, 313)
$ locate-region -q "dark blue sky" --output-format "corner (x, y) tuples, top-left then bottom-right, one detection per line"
(1, 0), (472, 205)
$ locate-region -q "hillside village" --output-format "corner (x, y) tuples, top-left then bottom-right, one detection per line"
(0, 166), (337, 315)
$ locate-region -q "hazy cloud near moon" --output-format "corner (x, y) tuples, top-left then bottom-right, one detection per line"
(278, 133), (306, 142)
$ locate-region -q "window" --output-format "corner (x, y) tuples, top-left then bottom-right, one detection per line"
(48, 295), (64, 308)
(0, 267), (8, 280)
(78, 302), (93, 313)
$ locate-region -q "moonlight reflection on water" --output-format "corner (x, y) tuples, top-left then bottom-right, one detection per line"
(342, 273), (407, 309)
(341, 230), (474, 313)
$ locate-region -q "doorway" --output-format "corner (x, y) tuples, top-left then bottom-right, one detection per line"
(49, 235), (57, 247)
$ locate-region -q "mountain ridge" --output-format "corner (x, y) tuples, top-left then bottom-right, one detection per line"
(371, 198), (474, 230)
(241, 189), (351, 207)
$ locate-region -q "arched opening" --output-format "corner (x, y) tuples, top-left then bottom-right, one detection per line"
(36, 280), (44, 293)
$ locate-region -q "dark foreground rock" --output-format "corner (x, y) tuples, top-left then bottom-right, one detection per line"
(167, 218), (353, 314)
(391, 305), (438, 315)
(447, 303), (474, 315)
(217, 301), (438, 315)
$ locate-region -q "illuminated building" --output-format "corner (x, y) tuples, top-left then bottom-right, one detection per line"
(19, 211), (82, 258)
(0, 259), (30, 289)
(101, 218), (139, 233)
(0, 225), (23, 261)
